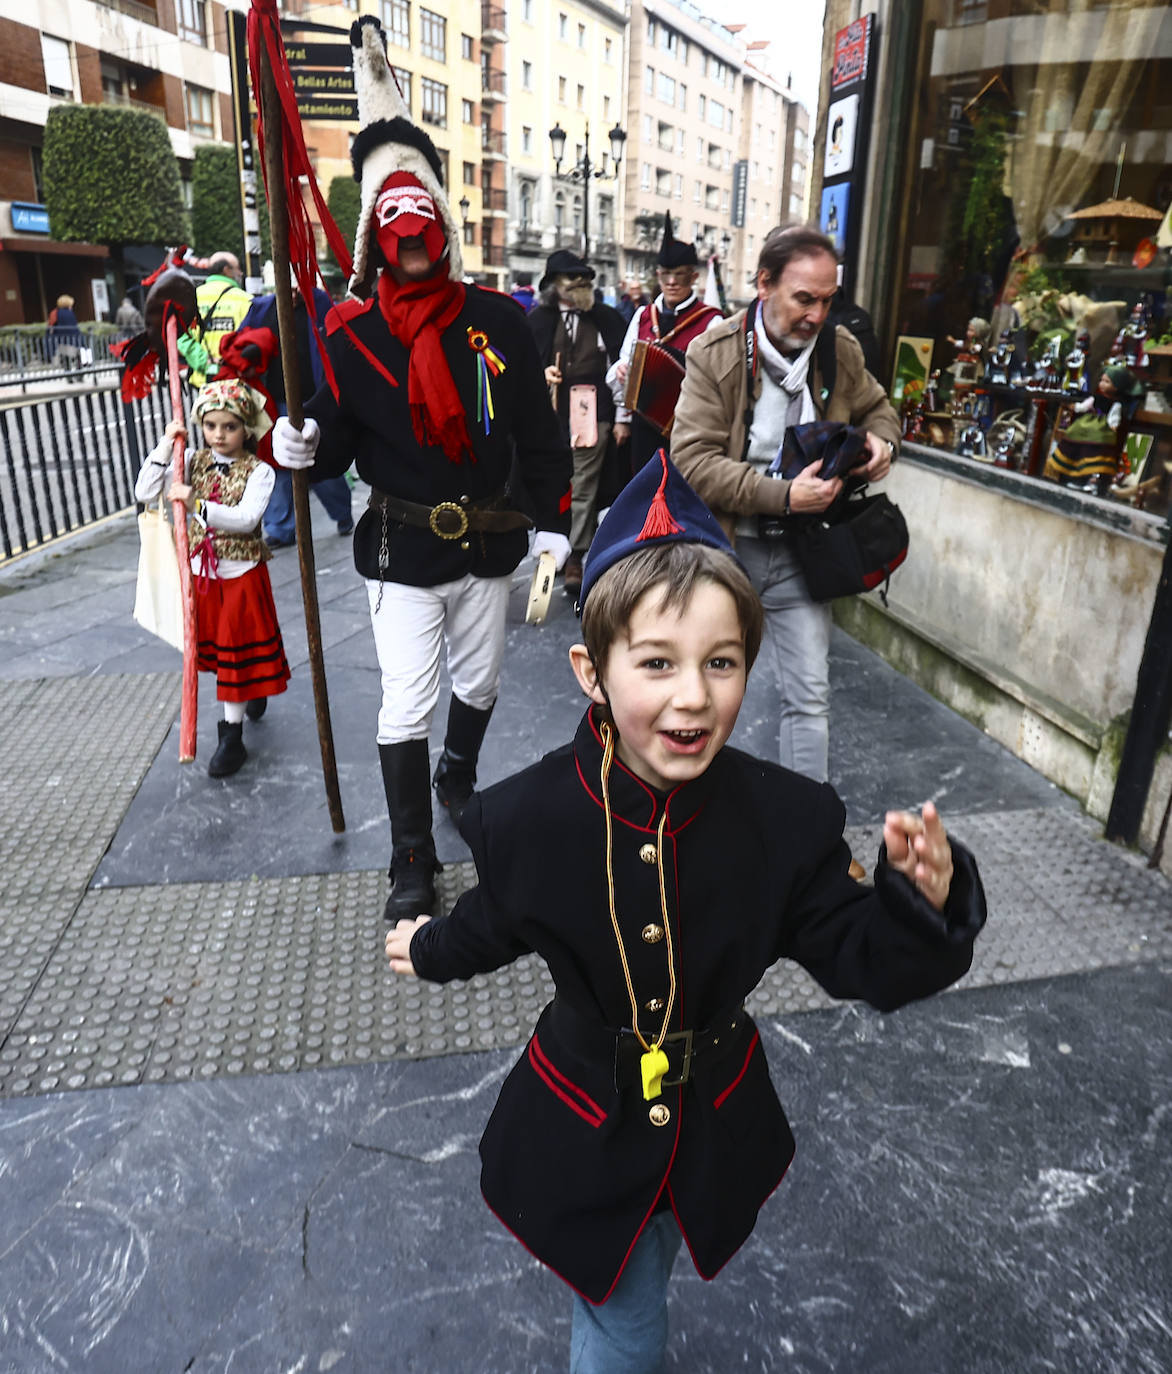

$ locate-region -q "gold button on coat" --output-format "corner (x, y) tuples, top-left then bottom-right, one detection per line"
(645, 997), (664, 1012)
(648, 1103), (671, 1126)
(641, 924), (664, 944)
(639, 843), (657, 864)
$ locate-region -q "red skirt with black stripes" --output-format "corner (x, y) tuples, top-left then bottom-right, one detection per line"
(194, 564), (291, 703)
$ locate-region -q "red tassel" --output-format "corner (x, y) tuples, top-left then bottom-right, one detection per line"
(636, 453), (683, 541)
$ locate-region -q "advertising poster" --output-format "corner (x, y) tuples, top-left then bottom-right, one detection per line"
(820, 184), (850, 256)
(890, 336), (934, 405)
(823, 93), (860, 180)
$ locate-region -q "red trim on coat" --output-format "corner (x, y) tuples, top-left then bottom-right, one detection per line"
(558, 486), (573, 514)
(713, 1029), (761, 1109)
(528, 1034), (606, 1127)
(666, 1150), (794, 1283)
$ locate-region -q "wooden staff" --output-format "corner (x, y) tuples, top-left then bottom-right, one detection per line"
(257, 48), (346, 833)
(550, 349), (562, 411)
(165, 312), (199, 763)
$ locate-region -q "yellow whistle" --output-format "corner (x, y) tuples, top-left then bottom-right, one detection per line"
(641, 1046), (670, 1101)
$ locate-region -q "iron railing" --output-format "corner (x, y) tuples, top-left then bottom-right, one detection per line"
(0, 368), (179, 563)
(0, 327), (136, 393)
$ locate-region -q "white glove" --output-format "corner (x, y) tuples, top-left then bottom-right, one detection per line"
(272, 416), (320, 470)
(531, 530), (571, 571)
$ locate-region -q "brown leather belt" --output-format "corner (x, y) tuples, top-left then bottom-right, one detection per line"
(368, 486), (533, 541)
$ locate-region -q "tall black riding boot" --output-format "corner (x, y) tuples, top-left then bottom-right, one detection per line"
(379, 739), (439, 922)
(432, 697), (495, 825)
(208, 720), (247, 777)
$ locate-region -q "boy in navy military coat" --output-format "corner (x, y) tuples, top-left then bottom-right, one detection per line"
(386, 452), (987, 1372)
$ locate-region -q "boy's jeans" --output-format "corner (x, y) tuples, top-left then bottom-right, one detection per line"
(569, 1212), (683, 1374)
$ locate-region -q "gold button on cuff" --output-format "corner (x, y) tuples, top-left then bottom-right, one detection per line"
(648, 1103), (671, 1126)
(638, 843), (658, 864)
(641, 923), (664, 944)
(644, 997), (665, 1012)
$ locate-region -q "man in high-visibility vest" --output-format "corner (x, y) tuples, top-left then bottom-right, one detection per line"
(177, 252), (253, 386)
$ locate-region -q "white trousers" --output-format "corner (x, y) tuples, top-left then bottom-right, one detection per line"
(366, 574), (511, 744)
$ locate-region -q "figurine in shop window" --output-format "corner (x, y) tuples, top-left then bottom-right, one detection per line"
(1044, 363), (1145, 491)
(1062, 330), (1092, 397)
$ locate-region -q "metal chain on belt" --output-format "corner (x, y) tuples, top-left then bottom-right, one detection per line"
(375, 502), (390, 613)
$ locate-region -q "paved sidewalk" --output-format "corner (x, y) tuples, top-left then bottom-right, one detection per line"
(0, 502), (1169, 1373)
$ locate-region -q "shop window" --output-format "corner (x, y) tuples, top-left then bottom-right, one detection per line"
(884, 0), (1172, 516)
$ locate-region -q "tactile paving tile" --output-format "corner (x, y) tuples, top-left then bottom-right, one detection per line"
(0, 810), (1168, 1099)
(0, 673), (178, 1045)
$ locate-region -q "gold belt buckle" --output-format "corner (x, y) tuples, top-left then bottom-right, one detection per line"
(428, 501), (470, 540)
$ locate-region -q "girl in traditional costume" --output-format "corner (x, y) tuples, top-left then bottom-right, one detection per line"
(135, 377), (290, 776)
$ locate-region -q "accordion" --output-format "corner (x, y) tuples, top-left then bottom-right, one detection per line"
(624, 340), (687, 436)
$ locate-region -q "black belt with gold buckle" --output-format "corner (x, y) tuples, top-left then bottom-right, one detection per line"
(368, 486), (533, 541)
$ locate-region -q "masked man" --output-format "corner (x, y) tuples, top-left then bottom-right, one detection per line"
(274, 17), (572, 922)
(527, 250), (627, 595)
(607, 214), (723, 472)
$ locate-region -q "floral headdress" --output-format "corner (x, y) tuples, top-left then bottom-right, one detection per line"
(192, 378), (273, 442)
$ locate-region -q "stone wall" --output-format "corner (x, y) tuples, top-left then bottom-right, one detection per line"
(834, 446), (1172, 875)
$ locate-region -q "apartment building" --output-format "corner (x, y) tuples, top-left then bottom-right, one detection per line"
(502, 0), (627, 296)
(0, 0), (240, 324)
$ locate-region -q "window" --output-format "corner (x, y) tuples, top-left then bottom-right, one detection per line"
(381, 0), (410, 49)
(578, 23), (586, 49)
(789, 193), (802, 216)
(100, 58), (127, 104)
(176, 0), (207, 45)
(648, 18), (657, 43)
(658, 73), (675, 105)
(603, 96), (611, 121)
(640, 162), (651, 190)
(462, 99), (475, 124)
(420, 9), (445, 62)
(522, 125), (532, 154)
(554, 191), (565, 228)
(677, 129), (685, 156)
(709, 100), (724, 129)
(558, 13), (567, 39)
(186, 83), (215, 138)
(661, 27), (678, 58)
(558, 76), (566, 102)
(698, 94), (706, 120)
(461, 33), (474, 61)
(643, 114), (653, 143)
(604, 37), (613, 64)
(523, 0), (532, 19)
(674, 173), (683, 199)
(577, 84), (584, 111)
(392, 67), (412, 111)
(598, 198), (612, 239)
(41, 34), (74, 99)
(693, 180), (701, 203)
(645, 66), (655, 95)
(678, 84), (687, 113)
(463, 220), (476, 245)
(520, 181), (533, 226)
(420, 77), (447, 127)
(463, 161), (476, 185)
(656, 168), (671, 197)
(522, 61), (533, 90)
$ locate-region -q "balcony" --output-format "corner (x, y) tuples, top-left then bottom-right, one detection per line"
(481, 68), (507, 102)
(482, 243), (507, 266)
(97, 0), (159, 22)
(481, 186), (508, 214)
(512, 226), (543, 252)
(481, 3), (507, 44)
(481, 129), (507, 159)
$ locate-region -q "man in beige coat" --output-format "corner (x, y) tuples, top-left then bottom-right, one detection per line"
(673, 224), (900, 782)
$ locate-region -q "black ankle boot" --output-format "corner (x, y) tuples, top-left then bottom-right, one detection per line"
(208, 720), (247, 777)
(433, 697), (495, 825)
(379, 740), (440, 921)
(245, 697), (267, 721)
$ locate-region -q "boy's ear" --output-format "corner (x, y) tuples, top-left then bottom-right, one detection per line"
(568, 643), (607, 705)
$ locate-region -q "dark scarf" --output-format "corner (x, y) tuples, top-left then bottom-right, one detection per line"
(378, 270), (472, 462)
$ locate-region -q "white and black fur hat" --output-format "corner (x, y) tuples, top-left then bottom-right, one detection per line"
(348, 15), (464, 293)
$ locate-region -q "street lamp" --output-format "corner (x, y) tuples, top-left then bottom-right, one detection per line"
(548, 121), (626, 260)
(458, 195), (471, 223)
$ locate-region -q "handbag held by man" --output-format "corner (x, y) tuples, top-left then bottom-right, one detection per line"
(761, 421), (909, 603)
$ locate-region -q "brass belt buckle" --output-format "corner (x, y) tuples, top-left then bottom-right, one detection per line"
(660, 1028), (693, 1087)
(428, 501), (470, 540)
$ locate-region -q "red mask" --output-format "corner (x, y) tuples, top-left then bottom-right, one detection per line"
(374, 171), (447, 270)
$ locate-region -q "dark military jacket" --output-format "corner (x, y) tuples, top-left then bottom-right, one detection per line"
(305, 285), (572, 586)
(410, 707), (987, 1304)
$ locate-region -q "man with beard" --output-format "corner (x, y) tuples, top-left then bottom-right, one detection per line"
(672, 224), (899, 785)
(273, 16), (571, 921)
(527, 250), (627, 596)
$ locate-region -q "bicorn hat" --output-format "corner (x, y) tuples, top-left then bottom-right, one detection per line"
(657, 213), (698, 269)
(579, 450), (736, 608)
(348, 16), (463, 293)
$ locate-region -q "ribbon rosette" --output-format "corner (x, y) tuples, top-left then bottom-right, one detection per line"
(467, 328), (507, 434)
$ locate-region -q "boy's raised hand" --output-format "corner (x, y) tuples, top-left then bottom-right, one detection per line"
(385, 915), (430, 976)
(882, 801), (954, 912)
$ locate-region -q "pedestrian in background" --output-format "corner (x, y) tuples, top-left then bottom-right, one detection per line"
(115, 293), (145, 336)
(48, 294), (82, 374)
(385, 453), (987, 1373)
(135, 377), (290, 778)
(178, 252), (253, 387)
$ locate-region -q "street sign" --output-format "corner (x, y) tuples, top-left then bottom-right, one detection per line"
(284, 42), (352, 68)
(293, 68), (356, 96)
(296, 96), (359, 122)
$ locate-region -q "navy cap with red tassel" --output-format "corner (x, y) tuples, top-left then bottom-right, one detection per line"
(578, 449), (737, 609)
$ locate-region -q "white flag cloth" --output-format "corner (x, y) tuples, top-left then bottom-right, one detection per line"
(703, 256), (721, 309)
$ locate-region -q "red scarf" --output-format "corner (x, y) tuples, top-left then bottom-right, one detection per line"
(378, 271), (472, 462)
